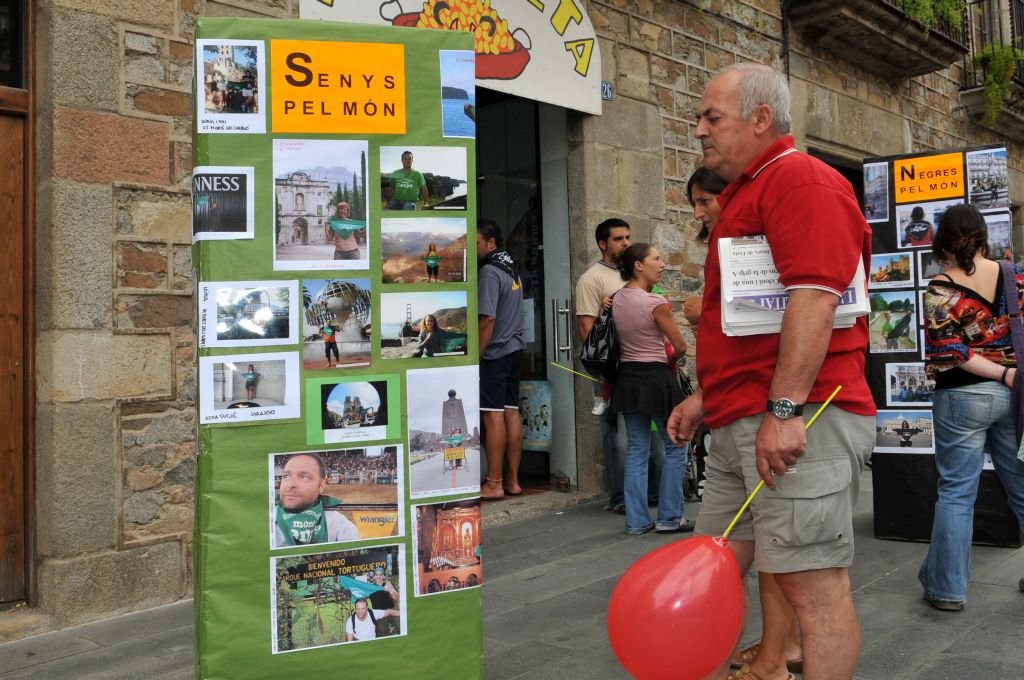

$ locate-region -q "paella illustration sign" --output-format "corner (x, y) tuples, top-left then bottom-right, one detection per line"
(301, 0), (603, 115)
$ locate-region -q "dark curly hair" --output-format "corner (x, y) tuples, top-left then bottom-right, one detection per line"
(932, 204), (989, 275)
(617, 243), (654, 281)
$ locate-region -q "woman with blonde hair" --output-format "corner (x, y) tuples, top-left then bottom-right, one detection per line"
(414, 314), (439, 358)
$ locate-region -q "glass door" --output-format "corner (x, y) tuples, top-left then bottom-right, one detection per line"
(475, 90), (576, 484)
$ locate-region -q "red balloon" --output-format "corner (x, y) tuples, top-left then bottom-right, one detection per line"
(608, 536), (744, 680)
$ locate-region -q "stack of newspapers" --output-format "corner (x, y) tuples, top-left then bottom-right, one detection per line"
(718, 235), (869, 336)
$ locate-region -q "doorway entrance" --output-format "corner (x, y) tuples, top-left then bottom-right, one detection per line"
(0, 0), (32, 608)
(475, 89), (577, 488)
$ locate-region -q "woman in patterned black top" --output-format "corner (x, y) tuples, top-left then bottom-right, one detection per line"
(918, 204), (1024, 611)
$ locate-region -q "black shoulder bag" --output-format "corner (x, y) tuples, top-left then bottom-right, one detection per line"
(579, 303), (620, 383)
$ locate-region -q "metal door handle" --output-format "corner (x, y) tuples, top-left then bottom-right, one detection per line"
(551, 299), (560, 363)
(558, 300), (572, 358)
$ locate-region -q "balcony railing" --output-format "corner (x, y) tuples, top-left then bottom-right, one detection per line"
(960, 0), (1024, 135)
(879, 0), (970, 45)
(789, 0), (969, 79)
(962, 0), (1024, 88)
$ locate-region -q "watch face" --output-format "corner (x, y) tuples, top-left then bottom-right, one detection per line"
(773, 399), (795, 418)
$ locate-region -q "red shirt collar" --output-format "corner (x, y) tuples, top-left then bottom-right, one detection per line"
(718, 135), (796, 204)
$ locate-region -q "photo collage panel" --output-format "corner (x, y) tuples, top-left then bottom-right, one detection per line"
(193, 28), (480, 659)
(863, 147), (1010, 457)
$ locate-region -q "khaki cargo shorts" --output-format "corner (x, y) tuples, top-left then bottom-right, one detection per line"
(694, 406), (874, 573)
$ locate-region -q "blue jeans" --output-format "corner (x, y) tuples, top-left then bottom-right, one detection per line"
(623, 413), (686, 532)
(648, 428), (664, 505)
(600, 409), (625, 507)
(919, 382), (1024, 603)
(598, 385), (661, 508)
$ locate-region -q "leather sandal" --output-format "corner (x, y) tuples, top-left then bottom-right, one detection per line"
(730, 642), (802, 673)
(730, 642), (761, 669)
(728, 664), (795, 680)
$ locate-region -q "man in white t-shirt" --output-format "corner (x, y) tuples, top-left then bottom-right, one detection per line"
(345, 598), (400, 642)
(575, 218), (632, 512)
(575, 219), (629, 342)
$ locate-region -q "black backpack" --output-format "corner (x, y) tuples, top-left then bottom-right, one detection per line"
(579, 304), (620, 382)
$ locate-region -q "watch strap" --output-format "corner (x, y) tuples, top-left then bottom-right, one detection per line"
(766, 399), (805, 418)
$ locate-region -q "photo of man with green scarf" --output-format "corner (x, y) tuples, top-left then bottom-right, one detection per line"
(274, 453), (360, 547)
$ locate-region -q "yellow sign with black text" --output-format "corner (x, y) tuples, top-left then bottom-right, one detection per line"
(346, 509), (399, 539)
(270, 39), (406, 134)
(893, 152), (964, 203)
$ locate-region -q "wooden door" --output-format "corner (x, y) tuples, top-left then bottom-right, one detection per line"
(0, 0), (32, 607)
(0, 113), (27, 606)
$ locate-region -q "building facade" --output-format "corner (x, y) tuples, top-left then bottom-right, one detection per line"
(4, 0), (1024, 637)
(275, 170), (332, 245)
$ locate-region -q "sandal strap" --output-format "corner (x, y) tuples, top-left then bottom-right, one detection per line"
(728, 665), (766, 680)
(730, 642), (761, 668)
(728, 666), (794, 680)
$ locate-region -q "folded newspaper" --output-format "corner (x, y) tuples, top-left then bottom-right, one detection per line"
(718, 235), (868, 336)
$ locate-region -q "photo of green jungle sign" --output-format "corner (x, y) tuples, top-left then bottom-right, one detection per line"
(193, 17), (482, 680)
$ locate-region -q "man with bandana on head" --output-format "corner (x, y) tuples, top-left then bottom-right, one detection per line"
(274, 453), (360, 547)
(476, 218), (526, 500)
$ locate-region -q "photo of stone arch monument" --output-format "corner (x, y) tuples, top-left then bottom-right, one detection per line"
(273, 138), (369, 271)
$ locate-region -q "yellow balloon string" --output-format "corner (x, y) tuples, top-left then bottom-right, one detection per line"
(720, 385), (843, 540)
(548, 361), (599, 382)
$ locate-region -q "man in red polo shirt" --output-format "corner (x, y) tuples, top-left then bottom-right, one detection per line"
(668, 64), (875, 680)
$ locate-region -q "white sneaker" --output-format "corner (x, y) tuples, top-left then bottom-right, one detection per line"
(591, 397), (610, 416)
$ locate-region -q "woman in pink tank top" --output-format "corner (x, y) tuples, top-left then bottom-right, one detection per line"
(611, 244), (691, 535)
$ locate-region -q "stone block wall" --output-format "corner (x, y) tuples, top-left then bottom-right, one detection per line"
(584, 0), (786, 353)
(788, 29), (1024, 165)
(29, 0), (299, 634)
(786, 23), (1024, 264)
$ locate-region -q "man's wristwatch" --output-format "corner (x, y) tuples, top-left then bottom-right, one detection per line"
(766, 398), (804, 420)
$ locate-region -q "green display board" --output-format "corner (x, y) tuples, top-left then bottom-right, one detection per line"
(193, 18), (482, 679)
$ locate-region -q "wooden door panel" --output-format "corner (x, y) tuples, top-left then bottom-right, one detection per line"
(0, 113), (26, 604)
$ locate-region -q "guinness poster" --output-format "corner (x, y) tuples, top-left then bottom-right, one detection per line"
(192, 165), (255, 241)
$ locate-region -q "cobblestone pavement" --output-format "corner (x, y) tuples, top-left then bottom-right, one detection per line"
(2, 471), (1023, 679)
